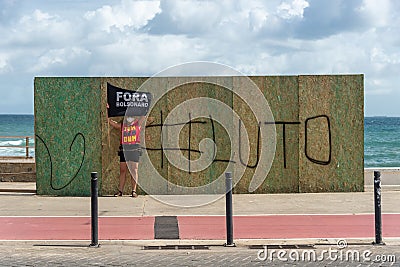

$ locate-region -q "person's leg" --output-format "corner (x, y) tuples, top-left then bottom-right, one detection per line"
(116, 162), (128, 194)
(128, 161), (139, 197)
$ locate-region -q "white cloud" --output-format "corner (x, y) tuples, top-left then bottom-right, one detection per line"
(371, 47), (400, 65)
(358, 0), (391, 27)
(84, 0), (161, 32)
(0, 54), (10, 73)
(145, 0), (225, 35)
(0, 0), (400, 115)
(19, 9), (54, 26)
(277, 0), (309, 19)
(3, 8), (76, 48)
(30, 47), (91, 73)
(87, 34), (210, 75)
(248, 9), (269, 32)
(164, 0), (222, 33)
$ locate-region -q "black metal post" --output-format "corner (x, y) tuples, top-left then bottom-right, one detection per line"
(90, 172), (100, 247)
(373, 171), (384, 245)
(225, 172), (235, 247)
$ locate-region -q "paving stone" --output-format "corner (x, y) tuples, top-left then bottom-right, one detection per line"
(0, 243), (398, 266)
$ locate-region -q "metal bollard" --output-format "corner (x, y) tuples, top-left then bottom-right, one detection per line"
(373, 171), (384, 245)
(90, 172), (100, 247)
(224, 172), (235, 247)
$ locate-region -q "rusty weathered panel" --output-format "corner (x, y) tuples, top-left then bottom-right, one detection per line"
(298, 75), (364, 192)
(164, 77), (233, 194)
(232, 77), (263, 193)
(98, 77), (232, 195)
(210, 76), (233, 194)
(139, 77), (169, 195)
(233, 76), (299, 193)
(34, 77), (102, 196)
(258, 76), (299, 193)
(34, 75), (364, 196)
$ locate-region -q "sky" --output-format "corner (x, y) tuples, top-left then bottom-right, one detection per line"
(0, 0), (399, 116)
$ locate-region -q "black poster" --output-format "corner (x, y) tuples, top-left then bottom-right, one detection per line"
(107, 83), (152, 117)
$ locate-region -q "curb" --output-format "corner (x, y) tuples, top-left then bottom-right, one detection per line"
(2, 238), (400, 247)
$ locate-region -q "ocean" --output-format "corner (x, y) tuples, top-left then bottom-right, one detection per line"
(0, 115), (399, 167)
(0, 115), (35, 157)
(364, 117), (400, 168)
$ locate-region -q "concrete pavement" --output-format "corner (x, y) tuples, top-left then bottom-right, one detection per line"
(1, 182), (400, 266)
(0, 182), (399, 243)
(0, 182), (399, 217)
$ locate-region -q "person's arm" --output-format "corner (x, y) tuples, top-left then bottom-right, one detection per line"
(108, 118), (122, 130)
(107, 103), (122, 130)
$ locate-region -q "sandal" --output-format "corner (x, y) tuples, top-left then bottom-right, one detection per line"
(114, 190), (123, 197)
(131, 190), (138, 198)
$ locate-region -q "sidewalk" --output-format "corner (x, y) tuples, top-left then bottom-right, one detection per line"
(0, 182), (399, 216)
(0, 182), (399, 245)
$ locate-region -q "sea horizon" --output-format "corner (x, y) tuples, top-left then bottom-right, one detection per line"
(1, 114), (399, 168)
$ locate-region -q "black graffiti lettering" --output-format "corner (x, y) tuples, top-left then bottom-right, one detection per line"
(145, 111), (207, 169)
(213, 158), (237, 163)
(146, 120), (207, 128)
(239, 119), (261, 168)
(144, 111), (332, 171)
(36, 133), (86, 190)
(145, 147), (202, 153)
(188, 112), (192, 174)
(304, 115), (331, 165)
(265, 121), (301, 168)
(210, 114), (216, 160)
(160, 110), (163, 168)
(283, 123), (287, 169)
(209, 114), (236, 163)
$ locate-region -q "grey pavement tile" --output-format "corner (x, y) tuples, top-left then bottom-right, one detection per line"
(0, 243), (399, 266)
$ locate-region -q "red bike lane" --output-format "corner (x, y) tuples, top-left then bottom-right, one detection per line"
(0, 214), (399, 241)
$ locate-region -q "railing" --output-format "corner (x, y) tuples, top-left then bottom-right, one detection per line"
(0, 136), (34, 158)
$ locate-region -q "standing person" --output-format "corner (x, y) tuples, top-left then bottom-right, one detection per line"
(108, 111), (145, 198)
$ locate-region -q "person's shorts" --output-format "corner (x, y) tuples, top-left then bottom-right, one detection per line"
(118, 144), (141, 163)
